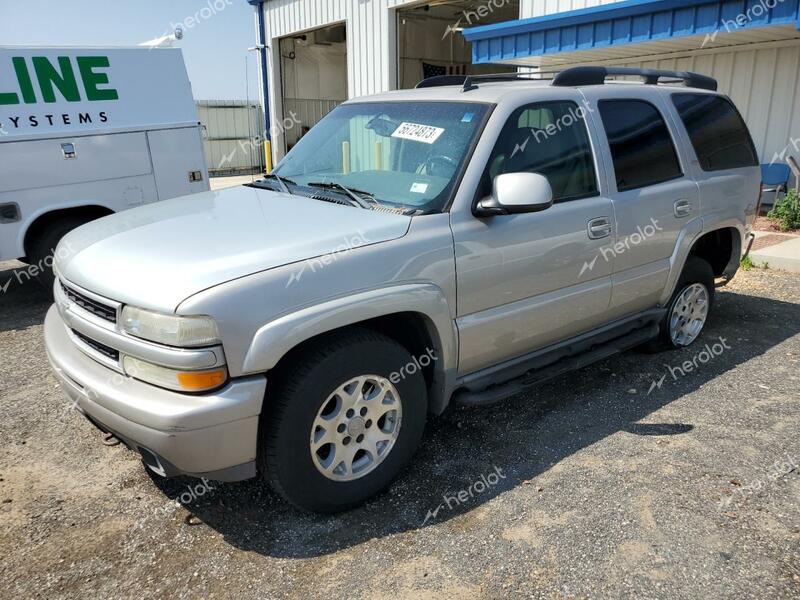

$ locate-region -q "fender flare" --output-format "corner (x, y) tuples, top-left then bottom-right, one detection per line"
(242, 283), (458, 414)
(659, 219), (744, 305)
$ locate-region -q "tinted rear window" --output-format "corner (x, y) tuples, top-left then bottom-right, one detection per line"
(598, 99), (683, 192)
(672, 93), (758, 171)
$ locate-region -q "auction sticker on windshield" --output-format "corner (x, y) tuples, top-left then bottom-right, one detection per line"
(391, 122), (445, 144)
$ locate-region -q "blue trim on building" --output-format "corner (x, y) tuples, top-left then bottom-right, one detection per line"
(463, 0), (800, 64)
(245, 0), (271, 143)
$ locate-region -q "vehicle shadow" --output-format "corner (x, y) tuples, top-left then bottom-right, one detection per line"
(0, 261), (53, 333)
(149, 287), (800, 559)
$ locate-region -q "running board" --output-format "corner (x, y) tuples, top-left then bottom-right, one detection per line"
(453, 315), (662, 407)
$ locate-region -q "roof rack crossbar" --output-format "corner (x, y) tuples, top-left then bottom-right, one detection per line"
(416, 72), (556, 92)
(551, 66), (717, 91)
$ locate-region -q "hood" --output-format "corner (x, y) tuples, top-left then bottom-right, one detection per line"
(56, 185), (411, 311)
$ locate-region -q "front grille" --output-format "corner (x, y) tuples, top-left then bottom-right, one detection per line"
(61, 281), (117, 323)
(72, 330), (120, 362)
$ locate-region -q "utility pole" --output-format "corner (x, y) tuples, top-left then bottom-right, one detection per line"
(246, 0), (272, 172)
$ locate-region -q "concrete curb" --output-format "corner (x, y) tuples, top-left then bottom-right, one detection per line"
(750, 235), (800, 273)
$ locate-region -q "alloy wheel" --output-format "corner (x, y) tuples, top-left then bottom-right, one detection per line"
(310, 375), (403, 481)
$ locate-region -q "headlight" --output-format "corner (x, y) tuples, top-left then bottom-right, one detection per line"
(121, 306), (219, 347)
(122, 356), (227, 392)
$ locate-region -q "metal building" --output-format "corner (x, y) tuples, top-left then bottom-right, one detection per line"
(254, 0), (800, 169)
(196, 100), (264, 176)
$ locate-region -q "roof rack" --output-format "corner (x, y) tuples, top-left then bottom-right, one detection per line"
(552, 66), (717, 91)
(416, 72), (555, 93)
(416, 66), (717, 93)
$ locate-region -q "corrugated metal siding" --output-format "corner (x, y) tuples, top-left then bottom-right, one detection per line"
(264, 0), (425, 95)
(514, 1), (800, 164)
(282, 97), (343, 148)
(619, 43), (800, 164)
(522, 0), (654, 19)
(470, 0), (800, 64)
(261, 0), (800, 167)
(196, 100), (264, 175)
(262, 0), (434, 160)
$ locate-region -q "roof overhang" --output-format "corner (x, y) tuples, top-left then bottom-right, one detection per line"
(462, 0), (800, 67)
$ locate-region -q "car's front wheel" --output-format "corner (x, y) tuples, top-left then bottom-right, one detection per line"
(260, 328), (428, 513)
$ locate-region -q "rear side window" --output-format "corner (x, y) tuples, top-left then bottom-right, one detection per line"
(482, 101), (598, 202)
(672, 93), (758, 171)
(598, 99), (683, 192)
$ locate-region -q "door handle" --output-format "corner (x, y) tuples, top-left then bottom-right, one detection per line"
(587, 217), (612, 240)
(674, 199), (693, 218)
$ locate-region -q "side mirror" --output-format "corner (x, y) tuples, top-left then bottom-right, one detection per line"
(475, 172), (554, 217)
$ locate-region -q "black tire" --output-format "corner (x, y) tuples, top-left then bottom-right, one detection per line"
(260, 328), (428, 513)
(28, 217), (89, 288)
(647, 256), (715, 352)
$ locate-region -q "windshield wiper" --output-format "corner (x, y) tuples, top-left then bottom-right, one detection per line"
(246, 173), (296, 195)
(307, 182), (376, 210)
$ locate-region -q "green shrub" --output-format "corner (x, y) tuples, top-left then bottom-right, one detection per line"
(767, 188), (800, 231)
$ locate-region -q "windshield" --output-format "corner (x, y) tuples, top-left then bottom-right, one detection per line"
(272, 101), (491, 213)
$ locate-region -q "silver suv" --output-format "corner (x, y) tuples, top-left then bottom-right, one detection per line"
(45, 67), (760, 512)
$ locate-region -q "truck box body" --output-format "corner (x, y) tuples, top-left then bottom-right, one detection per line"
(0, 46), (209, 262)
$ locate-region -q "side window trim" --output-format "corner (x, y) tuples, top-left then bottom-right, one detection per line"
(598, 98), (685, 193)
(475, 99), (601, 207)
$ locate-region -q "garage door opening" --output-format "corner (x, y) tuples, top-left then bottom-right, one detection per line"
(278, 23), (347, 153)
(397, 0), (519, 89)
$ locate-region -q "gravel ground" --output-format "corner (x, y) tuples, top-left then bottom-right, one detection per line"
(1, 260), (798, 599)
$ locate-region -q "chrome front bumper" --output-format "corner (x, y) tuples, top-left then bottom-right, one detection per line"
(44, 305), (267, 481)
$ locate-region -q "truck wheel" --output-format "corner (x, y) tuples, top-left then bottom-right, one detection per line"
(651, 256), (715, 351)
(261, 328), (428, 513)
(28, 217), (88, 288)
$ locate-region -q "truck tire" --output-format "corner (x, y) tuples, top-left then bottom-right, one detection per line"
(28, 216), (89, 289)
(650, 256), (715, 351)
(260, 328), (428, 513)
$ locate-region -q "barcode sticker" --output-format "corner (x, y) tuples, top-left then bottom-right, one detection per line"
(391, 122), (445, 144)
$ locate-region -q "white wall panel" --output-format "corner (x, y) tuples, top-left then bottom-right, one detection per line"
(262, 0), (800, 168)
(197, 100), (263, 174)
(262, 0), (490, 159)
(521, 0), (620, 18)
(620, 42), (800, 164)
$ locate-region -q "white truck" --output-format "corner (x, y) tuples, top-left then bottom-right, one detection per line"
(0, 46), (209, 280)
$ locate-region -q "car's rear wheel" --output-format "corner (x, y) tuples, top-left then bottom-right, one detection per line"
(260, 328), (427, 513)
(650, 256), (715, 351)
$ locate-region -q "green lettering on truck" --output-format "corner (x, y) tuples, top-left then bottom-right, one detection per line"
(0, 55), (118, 105)
(33, 56), (81, 103)
(77, 56), (119, 101)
